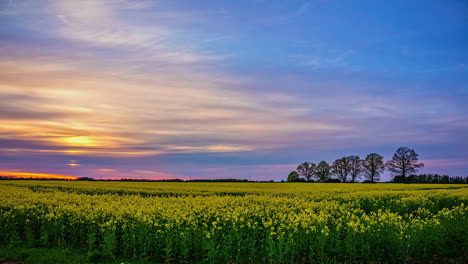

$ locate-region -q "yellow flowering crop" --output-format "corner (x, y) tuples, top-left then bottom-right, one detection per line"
(0, 181), (466, 263)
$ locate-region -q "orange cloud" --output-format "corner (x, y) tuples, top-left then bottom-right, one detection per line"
(0, 3), (351, 160)
(97, 168), (115, 172)
(0, 171), (79, 180)
(3, 148), (162, 157)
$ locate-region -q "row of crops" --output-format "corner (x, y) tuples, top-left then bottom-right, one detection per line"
(0, 181), (466, 263)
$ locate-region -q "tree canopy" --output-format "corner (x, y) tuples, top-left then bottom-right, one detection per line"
(386, 147), (424, 183)
(348, 155), (362, 183)
(287, 171), (301, 182)
(285, 147), (457, 184)
(296, 162), (316, 182)
(331, 157), (350, 183)
(362, 153), (385, 183)
(316, 161), (331, 182)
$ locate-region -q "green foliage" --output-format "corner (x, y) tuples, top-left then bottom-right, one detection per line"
(296, 162), (316, 182)
(287, 171), (301, 182)
(316, 161), (331, 182)
(331, 157), (350, 183)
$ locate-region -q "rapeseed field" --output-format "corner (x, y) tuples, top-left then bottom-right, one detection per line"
(0, 181), (466, 263)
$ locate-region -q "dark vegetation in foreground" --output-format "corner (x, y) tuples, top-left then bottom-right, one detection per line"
(1, 246), (467, 264)
(0, 246), (165, 264)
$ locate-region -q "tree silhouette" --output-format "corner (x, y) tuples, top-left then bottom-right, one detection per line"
(316, 161), (331, 182)
(296, 162), (316, 182)
(287, 171), (301, 182)
(348, 155), (362, 183)
(386, 147), (424, 183)
(331, 157), (350, 182)
(362, 153), (384, 182)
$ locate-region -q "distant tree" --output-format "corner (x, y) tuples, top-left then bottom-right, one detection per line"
(316, 161), (331, 182)
(441, 175), (450, 184)
(325, 178), (342, 183)
(362, 153), (385, 183)
(386, 147), (424, 183)
(411, 173), (468, 184)
(348, 155), (363, 183)
(392, 175), (404, 183)
(296, 162), (316, 182)
(406, 175), (418, 183)
(287, 171), (301, 182)
(76, 177), (95, 181)
(426, 174), (433, 183)
(362, 180), (376, 183)
(417, 174), (427, 183)
(452, 176), (465, 184)
(331, 157), (351, 183)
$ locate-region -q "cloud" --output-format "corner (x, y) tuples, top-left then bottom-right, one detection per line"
(256, 2), (312, 24)
(92, 168), (186, 180)
(50, 0), (227, 66)
(195, 163), (299, 181)
(1, 0), (467, 181)
(1, 45), (358, 158)
(2, 51), (467, 160)
(420, 159), (468, 168)
(292, 50), (355, 69)
(294, 2), (311, 17)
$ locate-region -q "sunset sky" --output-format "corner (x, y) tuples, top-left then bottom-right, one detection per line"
(1, 0), (467, 181)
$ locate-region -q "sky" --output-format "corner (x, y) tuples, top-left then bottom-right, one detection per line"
(1, 0), (467, 181)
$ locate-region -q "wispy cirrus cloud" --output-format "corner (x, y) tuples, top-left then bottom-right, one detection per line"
(291, 50), (355, 70)
(51, 0), (228, 66)
(0, 51), (347, 158)
(1, 0), (467, 180)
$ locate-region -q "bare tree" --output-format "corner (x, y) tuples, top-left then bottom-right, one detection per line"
(296, 162), (316, 182)
(386, 147), (424, 183)
(348, 155), (362, 183)
(362, 153), (385, 182)
(316, 161), (331, 182)
(331, 157), (350, 182)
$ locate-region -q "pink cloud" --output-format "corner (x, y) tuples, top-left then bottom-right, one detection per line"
(195, 164), (297, 180)
(91, 168), (187, 180)
(420, 159), (468, 168)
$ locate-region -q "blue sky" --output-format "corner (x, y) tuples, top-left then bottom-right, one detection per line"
(1, 0), (467, 181)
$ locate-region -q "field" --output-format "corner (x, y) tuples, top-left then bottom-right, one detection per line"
(0, 181), (467, 263)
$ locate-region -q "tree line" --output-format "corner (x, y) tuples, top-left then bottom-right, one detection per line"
(288, 146), (427, 183)
(394, 174), (468, 184)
